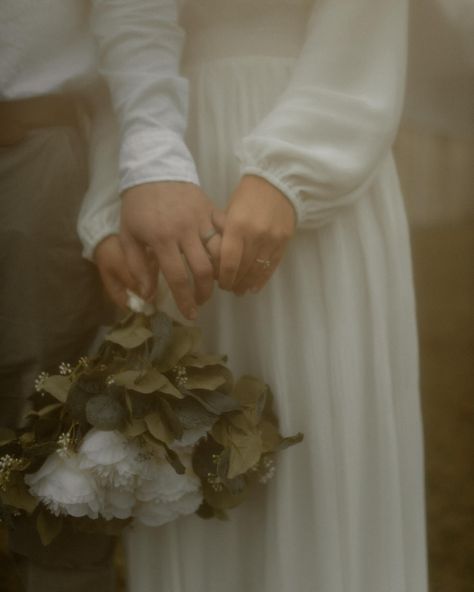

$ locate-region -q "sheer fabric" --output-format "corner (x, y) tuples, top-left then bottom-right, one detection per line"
(123, 1), (428, 590)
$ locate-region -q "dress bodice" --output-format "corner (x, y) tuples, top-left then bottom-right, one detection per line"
(179, 0), (313, 62)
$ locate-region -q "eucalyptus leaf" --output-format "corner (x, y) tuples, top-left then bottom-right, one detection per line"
(212, 415), (263, 478)
(41, 375), (71, 403)
(185, 367), (228, 391)
(26, 402), (62, 419)
(0, 427), (16, 446)
(186, 389), (241, 415)
(157, 399), (184, 440)
(181, 353), (227, 368)
(172, 398), (217, 432)
(157, 326), (201, 371)
(37, 511), (63, 546)
(145, 412), (174, 445)
(114, 369), (183, 398)
(122, 418), (147, 438)
(106, 315), (153, 350)
(86, 395), (127, 430)
(1, 475), (38, 513)
(150, 312), (173, 361)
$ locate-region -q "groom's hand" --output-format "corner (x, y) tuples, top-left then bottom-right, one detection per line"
(120, 181), (217, 320)
(94, 234), (142, 310)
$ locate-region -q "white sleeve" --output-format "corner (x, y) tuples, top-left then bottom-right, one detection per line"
(237, 0), (408, 228)
(90, 0), (199, 193)
(77, 82), (121, 261)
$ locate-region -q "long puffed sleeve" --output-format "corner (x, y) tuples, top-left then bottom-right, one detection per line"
(77, 82), (121, 260)
(237, 0), (408, 228)
(90, 0), (199, 192)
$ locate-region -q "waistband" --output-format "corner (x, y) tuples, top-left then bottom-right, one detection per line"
(0, 94), (83, 147)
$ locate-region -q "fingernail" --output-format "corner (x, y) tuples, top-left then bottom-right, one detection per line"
(188, 307), (198, 320)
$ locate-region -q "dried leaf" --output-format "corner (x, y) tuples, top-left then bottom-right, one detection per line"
(114, 369), (183, 398)
(36, 511), (63, 546)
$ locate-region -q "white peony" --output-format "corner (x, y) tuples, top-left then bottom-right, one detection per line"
(25, 452), (100, 519)
(135, 450), (202, 526)
(78, 429), (141, 489)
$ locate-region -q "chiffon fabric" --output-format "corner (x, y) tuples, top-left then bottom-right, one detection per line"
(124, 1), (428, 591)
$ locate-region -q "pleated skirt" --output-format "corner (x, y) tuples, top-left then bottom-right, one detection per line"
(126, 56), (428, 592)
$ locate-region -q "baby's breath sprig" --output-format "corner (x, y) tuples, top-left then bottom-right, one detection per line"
(34, 371), (49, 393)
(59, 362), (73, 376)
(172, 365), (188, 388)
(0, 454), (27, 491)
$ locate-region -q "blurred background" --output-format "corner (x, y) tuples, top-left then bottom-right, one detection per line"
(394, 1), (473, 590)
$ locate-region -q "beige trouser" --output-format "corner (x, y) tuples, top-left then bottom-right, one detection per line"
(0, 125), (116, 591)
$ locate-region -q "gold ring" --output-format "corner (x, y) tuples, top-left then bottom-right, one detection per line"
(256, 258), (272, 270)
(201, 228), (219, 245)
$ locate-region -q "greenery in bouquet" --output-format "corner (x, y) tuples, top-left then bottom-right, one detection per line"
(0, 305), (302, 545)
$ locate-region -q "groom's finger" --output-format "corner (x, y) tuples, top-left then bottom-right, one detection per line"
(218, 228), (244, 290)
(181, 236), (215, 305)
(154, 242), (198, 320)
(120, 234), (155, 300)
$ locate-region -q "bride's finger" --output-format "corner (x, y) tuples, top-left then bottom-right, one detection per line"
(235, 244), (285, 295)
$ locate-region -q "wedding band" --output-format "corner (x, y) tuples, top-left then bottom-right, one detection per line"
(201, 228), (219, 245)
(256, 258), (272, 270)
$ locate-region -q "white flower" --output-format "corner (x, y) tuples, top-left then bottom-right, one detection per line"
(78, 429), (140, 489)
(134, 450), (202, 526)
(25, 452), (100, 519)
(135, 490), (203, 527)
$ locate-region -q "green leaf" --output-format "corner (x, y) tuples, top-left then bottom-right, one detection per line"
(41, 375), (71, 403)
(157, 326), (202, 371)
(277, 432), (304, 451)
(105, 315), (153, 349)
(122, 418), (147, 438)
(212, 414), (263, 478)
(114, 369), (183, 398)
(145, 412), (174, 445)
(26, 402), (63, 419)
(172, 398), (216, 432)
(150, 312), (174, 361)
(260, 419), (282, 453)
(186, 389), (241, 415)
(157, 399), (184, 440)
(36, 511), (63, 546)
(181, 353), (227, 368)
(0, 427), (16, 446)
(232, 376), (269, 424)
(1, 475), (38, 514)
(185, 367), (228, 391)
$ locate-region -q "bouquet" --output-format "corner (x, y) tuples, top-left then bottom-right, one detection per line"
(0, 300), (302, 545)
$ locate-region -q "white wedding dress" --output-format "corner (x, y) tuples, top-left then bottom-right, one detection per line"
(122, 1), (428, 591)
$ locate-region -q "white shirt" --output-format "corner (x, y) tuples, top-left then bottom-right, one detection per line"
(0, 0), (198, 258)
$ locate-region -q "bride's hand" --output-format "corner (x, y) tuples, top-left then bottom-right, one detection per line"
(215, 175), (296, 294)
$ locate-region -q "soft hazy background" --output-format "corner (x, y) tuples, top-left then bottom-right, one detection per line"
(394, 1), (473, 590)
